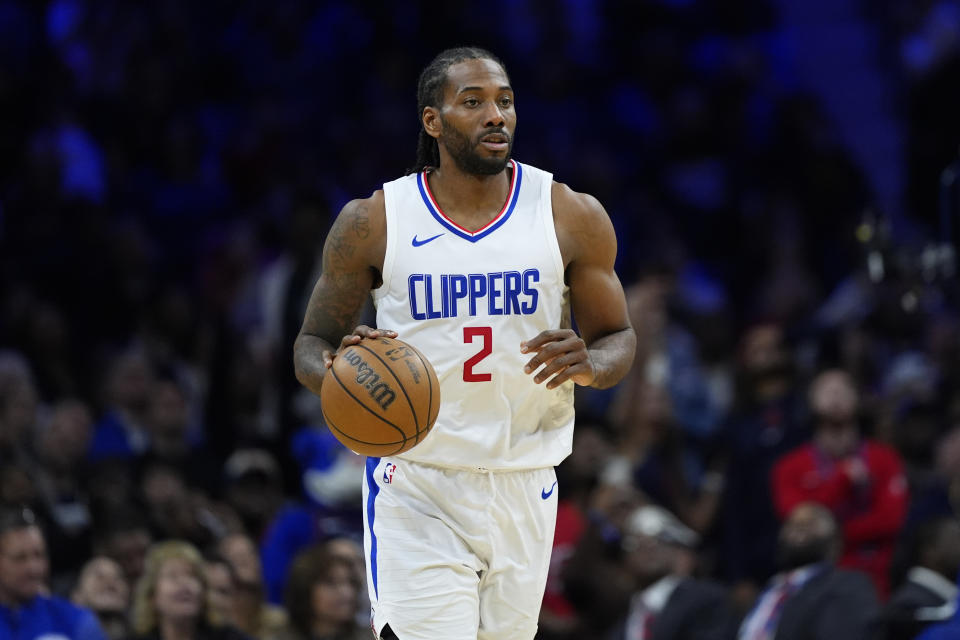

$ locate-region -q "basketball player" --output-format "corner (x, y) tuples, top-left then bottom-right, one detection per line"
(294, 47), (635, 640)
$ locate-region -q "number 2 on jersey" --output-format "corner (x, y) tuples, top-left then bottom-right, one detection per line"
(463, 326), (492, 382)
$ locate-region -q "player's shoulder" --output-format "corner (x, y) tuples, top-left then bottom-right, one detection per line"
(551, 180), (606, 222)
(550, 180), (614, 247)
(326, 190), (388, 269)
(332, 190), (387, 237)
(549, 180), (617, 267)
(338, 189), (386, 221)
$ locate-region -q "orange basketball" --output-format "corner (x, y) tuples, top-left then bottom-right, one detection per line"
(320, 336), (440, 457)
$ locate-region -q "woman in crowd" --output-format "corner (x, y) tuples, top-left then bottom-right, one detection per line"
(279, 543), (367, 640)
(217, 533), (288, 639)
(127, 541), (249, 640)
(72, 556), (131, 640)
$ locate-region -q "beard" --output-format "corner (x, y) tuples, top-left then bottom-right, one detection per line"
(440, 117), (513, 175)
(775, 537), (832, 571)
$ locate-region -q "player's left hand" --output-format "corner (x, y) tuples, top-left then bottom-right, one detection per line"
(521, 329), (596, 389)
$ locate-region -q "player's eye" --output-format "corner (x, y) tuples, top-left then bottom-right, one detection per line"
(464, 97), (479, 107)
(499, 96), (513, 107)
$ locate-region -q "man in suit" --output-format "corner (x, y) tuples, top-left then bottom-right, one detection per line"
(738, 502), (879, 640)
(882, 517), (960, 639)
(610, 504), (735, 640)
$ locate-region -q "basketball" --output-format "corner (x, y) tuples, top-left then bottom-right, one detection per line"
(320, 336), (440, 456)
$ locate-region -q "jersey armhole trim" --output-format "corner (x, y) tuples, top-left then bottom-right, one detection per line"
(539, 173), (566, 288)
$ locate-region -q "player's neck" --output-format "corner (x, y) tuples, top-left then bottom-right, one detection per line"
(427, 163), (512, 230)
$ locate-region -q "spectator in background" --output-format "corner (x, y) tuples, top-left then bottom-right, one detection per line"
(603, 380), (725, 537)
(14, 298), (79, 401)
(87, 460), (140, 519)
(562, 476), (645, 637)
(137, 461), (239, 549)
(217, 532), (287, 640)
(610, 504), (735, 640)
(261, 427), (363, 604)
(88, 347), (156, 462)
(610, 265), (729, 454)
(914, 470), (960, 640)
(738, 502), (879, 640)
(251, 202), (328, 487)
(540, 420), (614, 640)
(91, 507), (154, 585)
(889, 400), (945, 521)
(222, 448), (285, 541)
(277, 543), (367, 640)
(72, 556), (131, 640)
(128, 541), (248, 640)
(0, 354), (42, 524)
(0, 350), (39, 468)
(136, 379), (217, 494)
(204, 554), (236, 629)
(34, 399), (96, 582)
(320, 536), (369, 629)
(909, 427), (960, 526)
(0, 506), (107, 640)
(0, 464), (39, 519)
(881, 517), (960, 640)
(771, 369), (908, 596)
(138, 283), (207, 430)
(139, 462), (201, 543)
(720, 323), (808, 610)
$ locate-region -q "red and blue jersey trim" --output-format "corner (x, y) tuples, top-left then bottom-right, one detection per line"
(416, 159), (522, 242)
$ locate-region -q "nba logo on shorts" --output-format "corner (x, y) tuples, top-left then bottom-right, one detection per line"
(383, 463), (397, 484)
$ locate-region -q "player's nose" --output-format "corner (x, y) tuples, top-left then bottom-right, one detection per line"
(483, 102), (506, 128)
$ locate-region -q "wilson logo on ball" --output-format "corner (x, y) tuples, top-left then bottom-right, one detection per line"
(341, 349), (397, 410)
(321, 336), (440, 457)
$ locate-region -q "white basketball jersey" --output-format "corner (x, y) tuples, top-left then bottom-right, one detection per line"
(374, 159), (574, 470)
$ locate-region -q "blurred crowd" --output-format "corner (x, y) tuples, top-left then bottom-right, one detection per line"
(1, 0), (960, 639)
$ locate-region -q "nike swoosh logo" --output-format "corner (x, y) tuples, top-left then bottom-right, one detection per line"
(541, 481), (558, 500)
(412, 233), (444, 247)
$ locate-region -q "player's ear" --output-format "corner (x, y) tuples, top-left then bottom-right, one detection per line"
(422, 107), (441, 140)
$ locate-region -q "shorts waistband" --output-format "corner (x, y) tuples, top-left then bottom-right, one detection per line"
(388, 457), (553, 475)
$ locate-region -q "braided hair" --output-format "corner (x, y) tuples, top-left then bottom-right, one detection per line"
(408, 47), (507, 175)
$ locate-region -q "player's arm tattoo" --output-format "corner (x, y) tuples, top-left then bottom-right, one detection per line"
(305, 200), (374, 338)
(294, 199), (377, 392)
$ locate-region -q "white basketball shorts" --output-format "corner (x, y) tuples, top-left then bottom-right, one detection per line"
(362, 457), (559, 640)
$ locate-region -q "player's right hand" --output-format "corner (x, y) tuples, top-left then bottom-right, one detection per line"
(322, 326), (399, 368)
